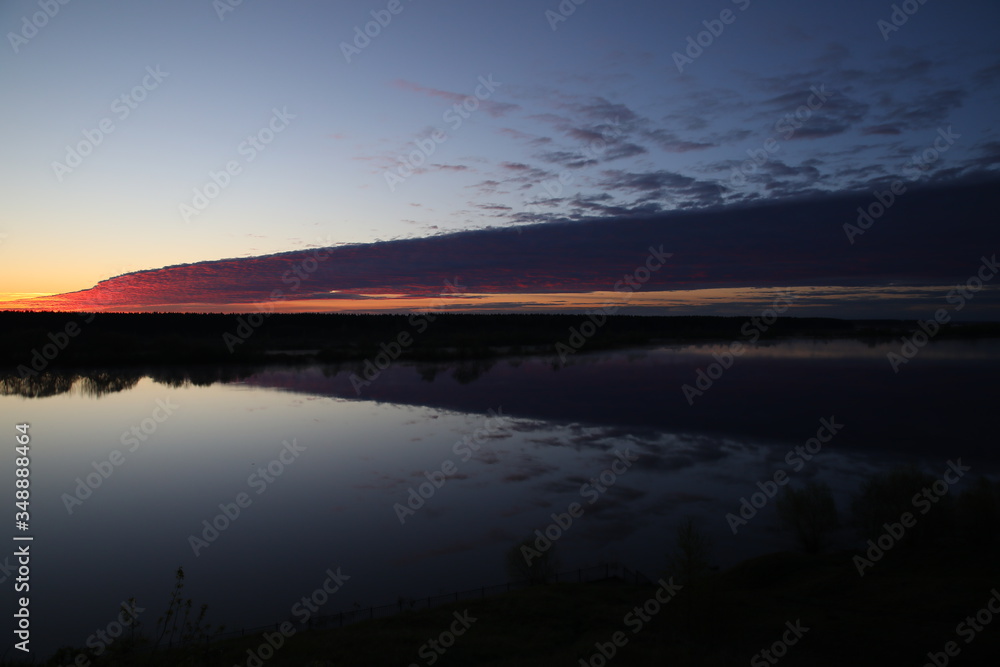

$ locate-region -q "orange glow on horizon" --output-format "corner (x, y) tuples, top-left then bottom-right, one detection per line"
(0, 288), (759, 313)
(0, 285), (976, 315)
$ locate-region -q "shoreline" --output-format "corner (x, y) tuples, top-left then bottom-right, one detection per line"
(3, 311), (999, 371)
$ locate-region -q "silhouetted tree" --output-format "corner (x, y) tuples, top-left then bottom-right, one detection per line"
(851, 466), (954, 548)
(776, 481), (839, 553)
(664, 516), (713, 585)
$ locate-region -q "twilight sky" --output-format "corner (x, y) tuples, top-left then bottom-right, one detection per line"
(1, 0), (998, 316)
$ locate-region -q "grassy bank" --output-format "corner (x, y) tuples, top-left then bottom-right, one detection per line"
(25, 546), (998, 667)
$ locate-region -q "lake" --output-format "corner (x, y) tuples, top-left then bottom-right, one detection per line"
(4, 338), (999, 658)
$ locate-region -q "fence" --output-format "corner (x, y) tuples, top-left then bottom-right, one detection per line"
(210, 560), (652, 644)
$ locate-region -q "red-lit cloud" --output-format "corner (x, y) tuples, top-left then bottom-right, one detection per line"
(3, 179), (997, 313)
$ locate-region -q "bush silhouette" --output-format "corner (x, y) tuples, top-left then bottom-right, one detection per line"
(850, 466), (954, 548)
(505, 536), (559, 585)
(776, 481), (839, 553)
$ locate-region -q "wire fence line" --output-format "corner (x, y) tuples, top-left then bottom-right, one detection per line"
(210, 561), (653, 644)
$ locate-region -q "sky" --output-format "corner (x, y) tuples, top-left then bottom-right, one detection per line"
(1, 0), (998, 316)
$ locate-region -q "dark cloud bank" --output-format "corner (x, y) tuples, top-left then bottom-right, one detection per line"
(26, 175), (1000, 310)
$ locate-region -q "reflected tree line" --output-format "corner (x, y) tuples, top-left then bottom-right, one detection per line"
(0, 366), (261, 398)
(0, 356), (505, 399)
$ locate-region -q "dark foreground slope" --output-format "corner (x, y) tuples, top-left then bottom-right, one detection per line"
(25, 547), (999, 667)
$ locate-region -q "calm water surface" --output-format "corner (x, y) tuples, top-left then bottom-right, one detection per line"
(3, 339), (998, 657)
